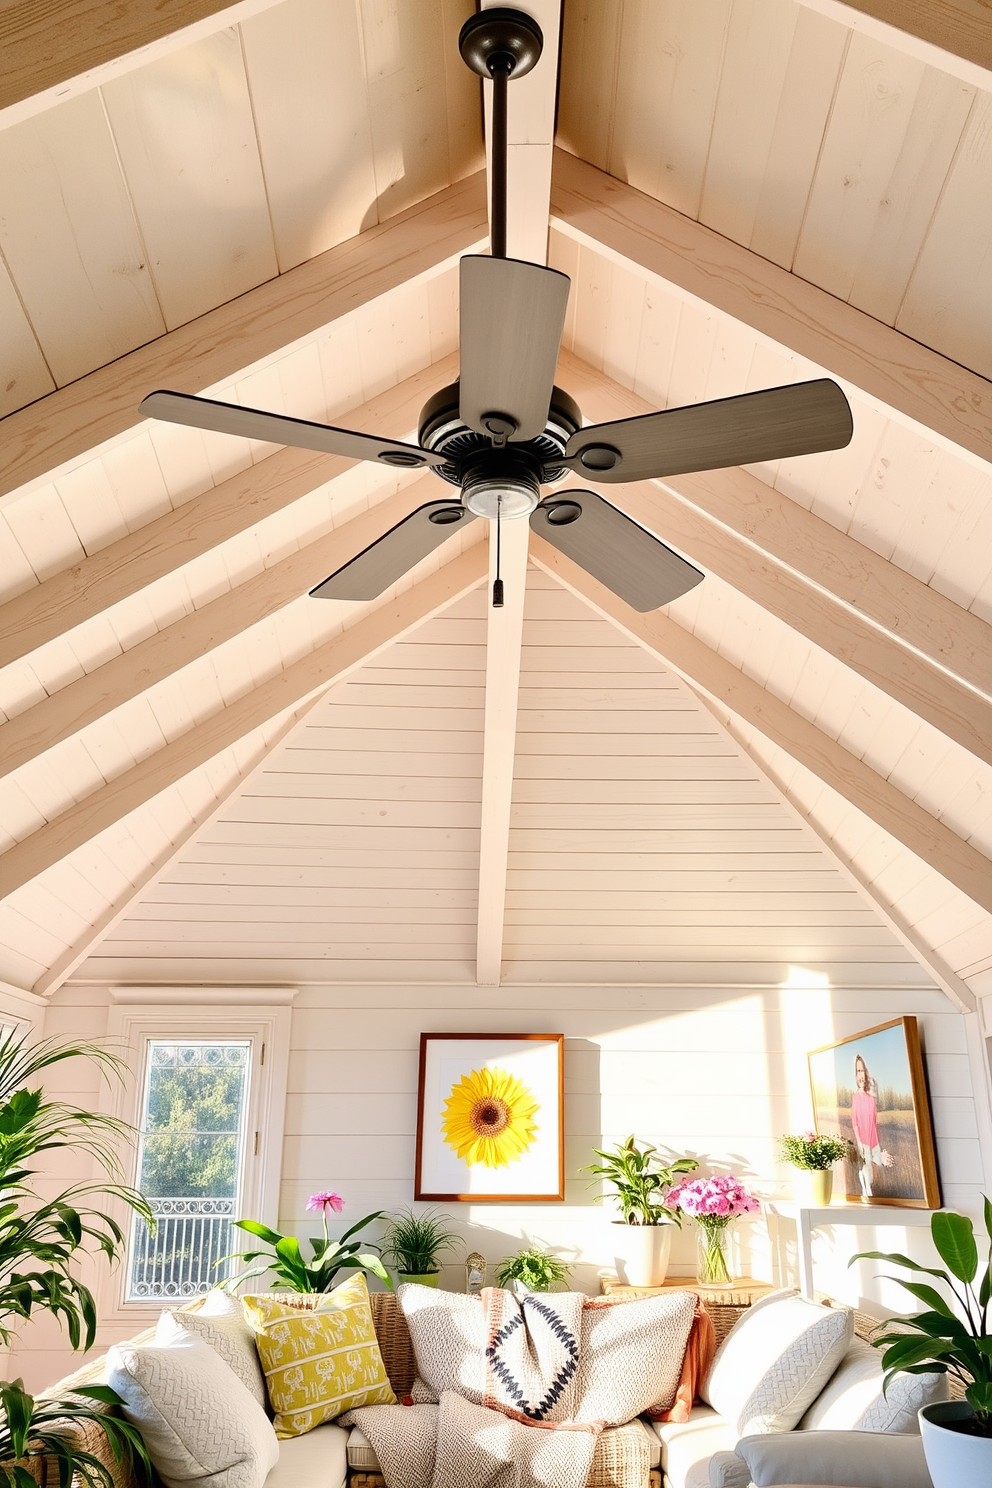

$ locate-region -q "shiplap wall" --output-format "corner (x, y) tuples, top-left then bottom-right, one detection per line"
(7, 974), (984, 1392)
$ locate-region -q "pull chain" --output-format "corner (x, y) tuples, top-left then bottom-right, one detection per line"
(492, 497), (504, 608)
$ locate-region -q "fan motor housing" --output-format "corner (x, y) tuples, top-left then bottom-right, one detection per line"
(418, 380), (582, 500)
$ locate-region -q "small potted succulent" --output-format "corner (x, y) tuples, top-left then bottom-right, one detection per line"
(380, 1208), (460, 1288)
(582, 1136), (698, 1286)
(496, 1247), (571, 1295)
(779, 1130), (849, 1206)
(853, 1203), (992, 1488)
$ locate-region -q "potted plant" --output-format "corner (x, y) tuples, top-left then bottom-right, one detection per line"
(582, 1137), (698, 1286)
(779, 1130), (848, 1205)
(380, 1208), (460, 1287)
(853, 1203), (992, 1488)
(496, 1247), (571, 1295)
(224, 1189), (393, 1291)
(0, 1030), (155, 1487)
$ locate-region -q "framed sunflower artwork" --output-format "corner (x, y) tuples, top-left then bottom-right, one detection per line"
(415, 1033), (565, 1201)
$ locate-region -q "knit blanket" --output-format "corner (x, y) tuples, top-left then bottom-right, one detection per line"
(343, 1289), (599, 1488)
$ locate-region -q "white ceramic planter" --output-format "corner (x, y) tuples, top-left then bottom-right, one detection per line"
(920, 1400), (992, 1488)
(610, 1221), (673, 1286)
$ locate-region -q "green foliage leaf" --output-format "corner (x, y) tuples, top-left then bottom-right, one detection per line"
(893, 1281), (958, 1319)
(932, 1211), (979, 1283)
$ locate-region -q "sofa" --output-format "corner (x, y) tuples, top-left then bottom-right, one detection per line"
(37, 1285), (947, 1488)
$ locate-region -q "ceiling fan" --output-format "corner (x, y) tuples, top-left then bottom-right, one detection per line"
(139, 7), (853, 613)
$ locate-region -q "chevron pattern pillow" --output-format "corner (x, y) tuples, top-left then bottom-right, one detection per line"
(702, 1291), (853, 1435)
(108, 1328), (279, 1488)
(157, 1291), (267, 1408)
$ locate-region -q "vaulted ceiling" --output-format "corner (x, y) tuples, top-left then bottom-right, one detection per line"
(0, 0), (990, 1010)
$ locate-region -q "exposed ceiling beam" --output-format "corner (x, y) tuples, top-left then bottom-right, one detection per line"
(531, 535), (992, 918)
(561, 355), (992, 765)
(0, 544), (487, 899)
(551, 150), (992, 467)
(0, 0), (244, 112)
(0, 352), (458, 670)
(474, 0), (561, 985)
(30, 696), (317, 998)
(836, 0), (992, 73)
(0, 476), (445, 779)
(0, 174), (485, 501)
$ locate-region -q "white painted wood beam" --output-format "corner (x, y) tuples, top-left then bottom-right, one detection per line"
(0, 353), (458, 669)
(0, 176), (485, 501)
(0, 544), (487, 899)
(0, 475), (442, 779)
(474, 0), (560, 984)
(551, 151), (992, 468)
(531, 534), (992, 919)
(814, 0), (992, 75)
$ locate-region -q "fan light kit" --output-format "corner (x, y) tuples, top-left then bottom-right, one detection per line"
(138, 7), (854, 613)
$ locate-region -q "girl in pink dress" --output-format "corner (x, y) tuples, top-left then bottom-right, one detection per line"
(851, 1053), (886, 1198)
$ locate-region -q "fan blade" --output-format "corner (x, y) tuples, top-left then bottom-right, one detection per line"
(459, 255), (570, 442)
(564, 379), (853, 483)
(530, 490), (703, 612)
(139, 390), (446, 470)
(310, 500), (477, 601)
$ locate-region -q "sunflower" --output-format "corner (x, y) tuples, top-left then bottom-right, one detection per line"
(441, 1065), (539, 1169)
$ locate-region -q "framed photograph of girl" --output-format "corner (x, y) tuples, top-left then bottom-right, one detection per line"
(807, 1016), (941, 1209)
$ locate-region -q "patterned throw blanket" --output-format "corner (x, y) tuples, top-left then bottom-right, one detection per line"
(343, 1289), (601, 1488)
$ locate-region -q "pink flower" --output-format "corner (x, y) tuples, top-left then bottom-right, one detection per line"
(306, 1190), (344, 1214)
(669, 1173), (760, 1219)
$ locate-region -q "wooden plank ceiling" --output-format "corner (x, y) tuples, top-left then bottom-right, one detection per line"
(0, 0), (990, 1005)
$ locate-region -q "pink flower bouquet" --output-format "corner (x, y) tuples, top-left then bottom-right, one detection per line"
(667, 1174), (760, 1288)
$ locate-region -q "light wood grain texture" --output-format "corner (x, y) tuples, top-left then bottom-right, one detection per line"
(531, 536), (992, 918)
(476, 521), (527, 985)
(0, 478), (446, 777)
(560, 356), (992, 763)
(841, 0), (992, 72)
(0, 0), (242, 111)
(0, 171), (485, 500)
(0, 90), (166, 386)
(550, 149), (992, 463)
(0, 547), (486, 897)
(101, 29), (278, 330)
(561, 352), (992, 699)
(0, 351), (458, 668)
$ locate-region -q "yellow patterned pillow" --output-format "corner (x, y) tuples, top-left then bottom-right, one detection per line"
(242, 1275), (396, 1438)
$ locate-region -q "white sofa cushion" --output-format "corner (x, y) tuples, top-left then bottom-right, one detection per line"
(574, 1292), (696, 1425)
(702, 1292), (853, 1436)
(735, 1429), (933, 1488)
(650, 1405), (739, 1488)
(264, 1423), (349, 1488)
(799, 1335), (948, 1432)
(157, 1293), (267, 1408)
(108, 1329), (279, 1488)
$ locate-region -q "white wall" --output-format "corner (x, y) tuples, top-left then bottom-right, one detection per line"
(9, 975), (987, 1391)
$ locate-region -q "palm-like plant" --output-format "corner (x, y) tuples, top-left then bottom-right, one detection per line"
(0, 1030), (155, 1488)
(380, 1209), (460, 1278)
(582, 1137), (698, 1226)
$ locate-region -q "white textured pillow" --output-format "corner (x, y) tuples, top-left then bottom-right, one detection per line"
(108, 1329), (279, 1488)
(157, 1293), (267, 1408)
(574, 1293), (696, 1425)
(399, 1284), (487, 1403)
(702, 1293), (853, 1435)
(799, 1336), (949, 1432)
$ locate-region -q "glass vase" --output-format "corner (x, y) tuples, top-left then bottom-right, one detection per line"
(695, 1220), (734, 1289)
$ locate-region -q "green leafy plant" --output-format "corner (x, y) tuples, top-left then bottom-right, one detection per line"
(779, 1131), (848, 1171)
(852, 1201), (992, 1437)
(495, 1247), (571, 1292)
(582, 1136), (698, 1226)
(224, 1190), (392, 1292)
(380, 1209), (460, 1278)
(0, 1030), (155, 1488)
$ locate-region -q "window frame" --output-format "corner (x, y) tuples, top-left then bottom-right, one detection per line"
(99, 995), (291, 1328)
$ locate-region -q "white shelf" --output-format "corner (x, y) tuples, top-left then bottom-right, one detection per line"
(766, 1202), (935, 1297)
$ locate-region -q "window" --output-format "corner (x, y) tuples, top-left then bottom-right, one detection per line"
(127, 1040), (252, 1301)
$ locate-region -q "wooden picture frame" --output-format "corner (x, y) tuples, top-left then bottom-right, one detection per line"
(807, 1016), (940, 1209)
(415, 1033), (565, 1202)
